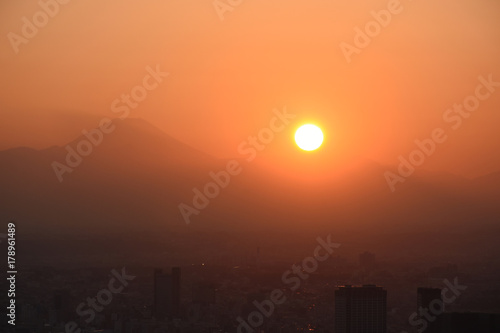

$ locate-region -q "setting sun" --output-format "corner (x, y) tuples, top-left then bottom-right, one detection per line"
(295, 124), (324, 151)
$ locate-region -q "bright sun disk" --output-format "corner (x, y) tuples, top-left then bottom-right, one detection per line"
(295, 124), (323, 151)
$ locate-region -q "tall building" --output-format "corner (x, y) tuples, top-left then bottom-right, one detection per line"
(172, 267), (181, 317)
(335, 285), (387, 333)
(417, 287), (443, 333)
(154, 267), (181, 320)
(53, 289), (71, 323)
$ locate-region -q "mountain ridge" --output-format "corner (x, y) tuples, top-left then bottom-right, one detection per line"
(0, 117), (499, 236)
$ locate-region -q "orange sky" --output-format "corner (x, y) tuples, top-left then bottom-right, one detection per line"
(1, 0), (499, 177)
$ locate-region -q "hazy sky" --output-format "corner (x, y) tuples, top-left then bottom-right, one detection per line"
(1, 0), (499, 177)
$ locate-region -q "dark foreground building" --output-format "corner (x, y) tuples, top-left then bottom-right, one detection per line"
(334, 284), (387, 333)
(153, 267), (181, 320)
(417, 287), (443, 333)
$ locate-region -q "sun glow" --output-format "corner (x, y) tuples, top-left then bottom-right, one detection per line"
(295, 124), (324, 151)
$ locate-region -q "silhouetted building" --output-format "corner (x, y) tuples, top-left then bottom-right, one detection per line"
(417, 287), (443, 333)
(53, 289), (71, 323)
(154, 267), (181, 320)
(335, 284), (387, 333)
(441, 312), (500, 333)
(172, 266), (181, 317)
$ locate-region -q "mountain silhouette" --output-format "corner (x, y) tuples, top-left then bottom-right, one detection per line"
(0, 118), (499, 237)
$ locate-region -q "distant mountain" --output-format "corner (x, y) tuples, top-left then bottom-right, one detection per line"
(473, 171), (500, 189)
(0, 109), (105, 151)
(0, 118), (499, 237)
(0, 118), (225, 234)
